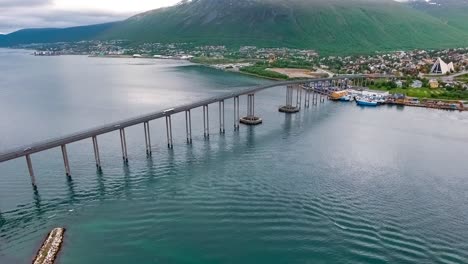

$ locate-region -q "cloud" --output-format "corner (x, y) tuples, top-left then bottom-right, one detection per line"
(0, 0), (180, 34)
(0, 0), (51, 8)
(0, 8), (129, 33)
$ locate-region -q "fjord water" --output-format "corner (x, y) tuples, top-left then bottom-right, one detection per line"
(1, 49), (468, 264)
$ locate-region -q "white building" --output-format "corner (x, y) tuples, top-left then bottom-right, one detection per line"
(430, 57), (454, 74)
(411, 80), (423, 88)
(395, 80), (403, 88)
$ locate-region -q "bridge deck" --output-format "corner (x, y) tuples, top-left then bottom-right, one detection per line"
(0, 75), (382, 163)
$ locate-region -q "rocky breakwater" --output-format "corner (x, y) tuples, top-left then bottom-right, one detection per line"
(33, 228), (66, 264)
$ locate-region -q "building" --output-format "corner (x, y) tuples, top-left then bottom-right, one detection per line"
(429, 79), (439, 89)
(395, 80), (403, 88)
(411, 80), (423, 88)
(430, 57), (454, 74)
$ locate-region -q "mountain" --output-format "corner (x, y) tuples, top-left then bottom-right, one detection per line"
(0, 23), (119, 47)
(407, 0), (468, 32)
(1, 0), (468, 54)
(102, 0), (468, 53)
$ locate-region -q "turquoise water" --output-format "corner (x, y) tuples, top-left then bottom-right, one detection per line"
(1, 49), (468, 263)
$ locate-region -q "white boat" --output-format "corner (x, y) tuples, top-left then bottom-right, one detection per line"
(355, 97), (378, 106)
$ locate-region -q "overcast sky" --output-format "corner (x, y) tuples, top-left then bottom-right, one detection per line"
(0, 0), (181, 34)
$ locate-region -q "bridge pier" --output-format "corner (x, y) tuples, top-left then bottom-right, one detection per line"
(304, 88), (311, 108)
(119, 128), (128, 162)
(233, 96), (240, 130)
(185, 110), (192, 144)
(61, 145), (71, 177)
(144, 122), (152, 156)
(219, 100), (225, 134)
(165, 115), (173, 149)
(298, 86), (303, 109)
(26, 154), (36, 186)
(92, 136), (101, 170)
(279, 85), (301, 113)
(240, 94), (262, 125)
(313, 83), (318, 105)
(203, 105), (210, 139)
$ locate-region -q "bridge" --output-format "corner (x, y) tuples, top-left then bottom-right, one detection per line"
(0, 75), (391, 187)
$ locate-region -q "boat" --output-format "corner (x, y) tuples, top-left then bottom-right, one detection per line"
(376, 98), (386, 104)
(330, 90), (348, 101)
(355, 97), (378, 106)
(339, 95), (352, 102)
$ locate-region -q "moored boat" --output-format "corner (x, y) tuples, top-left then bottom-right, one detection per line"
(355, 97), (378, 106)
(339, 95), (352, 102)
(330, 90), (348, 101)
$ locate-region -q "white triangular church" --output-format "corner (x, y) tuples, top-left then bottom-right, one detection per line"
(430, 57), (454, 74)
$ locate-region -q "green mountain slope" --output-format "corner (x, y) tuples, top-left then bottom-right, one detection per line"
(1, 0), (467, 54)
(103, 0), (468, 54)
(408, 0), (468, 32)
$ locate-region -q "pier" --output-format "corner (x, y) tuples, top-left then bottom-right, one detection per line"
(0, 75), (391, 188)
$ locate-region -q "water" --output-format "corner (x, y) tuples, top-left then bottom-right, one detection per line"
(1, 49), (468, 263)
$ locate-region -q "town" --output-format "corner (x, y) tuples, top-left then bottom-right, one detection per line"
(19, 40), (468, 100)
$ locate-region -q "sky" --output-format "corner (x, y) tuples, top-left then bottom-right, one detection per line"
(0, 0), (181, 34)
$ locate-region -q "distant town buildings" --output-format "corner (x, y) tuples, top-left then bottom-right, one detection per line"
(12, 41), (468, 90)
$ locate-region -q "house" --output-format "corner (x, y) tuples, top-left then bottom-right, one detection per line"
(411, 80), (423, 88)
(429, 79), (439, 89)
(395, 80), (403, 88)
(430, 57), (454, 74)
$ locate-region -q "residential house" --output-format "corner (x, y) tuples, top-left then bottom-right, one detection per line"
(429, 79), (439, 89)
(411, 80), (423, 88)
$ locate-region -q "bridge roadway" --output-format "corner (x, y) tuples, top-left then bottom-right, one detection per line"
(0, 75), (384, 164)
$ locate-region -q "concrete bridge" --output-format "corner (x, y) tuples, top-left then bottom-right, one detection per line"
(0, 75), (392, 188)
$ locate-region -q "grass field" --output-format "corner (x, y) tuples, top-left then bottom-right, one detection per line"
(454, 74), (468, 82)
(370, 86), (468, 100)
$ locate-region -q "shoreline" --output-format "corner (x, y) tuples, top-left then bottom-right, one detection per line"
(22, 51), (468, 102)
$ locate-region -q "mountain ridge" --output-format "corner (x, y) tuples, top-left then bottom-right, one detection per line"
(0, 23), (119, 47)
(1, 0), (468, 54)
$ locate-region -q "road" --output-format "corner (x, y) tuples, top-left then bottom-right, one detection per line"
(440, 71), (468, 82)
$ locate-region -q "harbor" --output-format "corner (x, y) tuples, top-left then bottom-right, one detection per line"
(327, 86), (466, 111)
